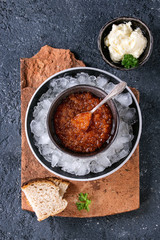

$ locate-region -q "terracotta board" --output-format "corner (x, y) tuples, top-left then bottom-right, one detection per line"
(21, 45), (140, 217)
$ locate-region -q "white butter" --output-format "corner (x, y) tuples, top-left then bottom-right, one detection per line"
(104, 22), (147, 62)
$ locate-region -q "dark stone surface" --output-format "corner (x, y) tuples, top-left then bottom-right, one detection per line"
(0, 0), (160, 239)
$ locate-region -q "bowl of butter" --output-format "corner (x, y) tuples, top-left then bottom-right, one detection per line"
(98, 17), (153, 70)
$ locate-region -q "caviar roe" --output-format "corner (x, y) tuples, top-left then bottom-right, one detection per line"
(54, 92), (113, 153)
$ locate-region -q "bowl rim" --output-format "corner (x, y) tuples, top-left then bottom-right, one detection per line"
(98, 16), (153, 71)
(25, 66), (142, 181)
(47, 84), (119, 157)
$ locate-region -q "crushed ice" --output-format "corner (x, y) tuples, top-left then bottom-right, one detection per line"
(30, 73), (137, 176)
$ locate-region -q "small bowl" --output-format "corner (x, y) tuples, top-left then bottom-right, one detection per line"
(98, 16), (153, 70)
(47, 85), (119, 158)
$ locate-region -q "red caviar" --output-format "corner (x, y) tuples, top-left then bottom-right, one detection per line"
(54, 92), (112, 153)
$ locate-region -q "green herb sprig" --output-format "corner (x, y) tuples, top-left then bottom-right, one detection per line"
(76, 193), (91, 211)
(121, 54), (139, 69)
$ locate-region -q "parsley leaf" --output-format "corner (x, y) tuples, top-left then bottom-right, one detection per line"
(79, 193), (88, 202)
(121, 54), (139, 69)
(76, 193), (91, 211)
(76, 202), (85, 211)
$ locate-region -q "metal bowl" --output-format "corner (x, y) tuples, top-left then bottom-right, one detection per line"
(25, 67), (142, 181)
(98, 17), (153, 70)
(47, 85), (119, 157)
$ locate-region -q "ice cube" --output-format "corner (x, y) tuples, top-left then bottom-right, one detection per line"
(110, 154), (121, 164)
(96, 76), (108, 88)
(75, 161), (90, 176)
(89, 75), (96, 82)
(67, 78), (79, 87)
(88, 78), (96, 86)
(77, 72), (89, 83)
(122, 108), (137, 124)
(33, 108), (47, 122)
(119, 121), (130, 136)
(41, 145), (54, 155)
(50, 80), (57, 89)
(118, 149), (129, 159)
(105, 145), (116, 157)
(90, 161), (105, 173)
(96, 154), (111, 168)
(51, 154), (59, 167)
(104, 82), (116, 93)
(30, 120), (44, 137)
(115, 92), (132, 107)
(59, 154), (74, 168)
(41, 99), (52, 111)
(123, 142), (131, 152)
(39, 89), (53, 101)
(60, 78), (69, 88)
(44, 154), (52, 162)
(111, 138), (124, 153)
(38, 133), (51, 145)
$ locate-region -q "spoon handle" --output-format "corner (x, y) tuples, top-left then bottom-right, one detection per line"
(90, 81), (127, 114)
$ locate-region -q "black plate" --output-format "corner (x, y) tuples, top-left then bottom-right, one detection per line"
(25, 67), (142, 181)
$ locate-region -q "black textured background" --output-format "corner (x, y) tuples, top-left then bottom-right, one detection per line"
(0, 0), (160, 239)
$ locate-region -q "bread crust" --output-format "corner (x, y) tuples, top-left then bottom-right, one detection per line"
(21, 179), (59, 190)
(46, 178), (69, 188)
(22, 177), (69, 188)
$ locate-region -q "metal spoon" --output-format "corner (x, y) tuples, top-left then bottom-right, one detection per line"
(71, 81), (127, 131)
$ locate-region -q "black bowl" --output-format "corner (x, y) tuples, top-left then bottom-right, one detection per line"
(98, 17), (153, 70)
(47, 85), (119, 157)
(25, 67), (142, 181)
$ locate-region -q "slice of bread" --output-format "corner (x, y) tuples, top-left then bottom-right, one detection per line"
(22, 179), (69, 221)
